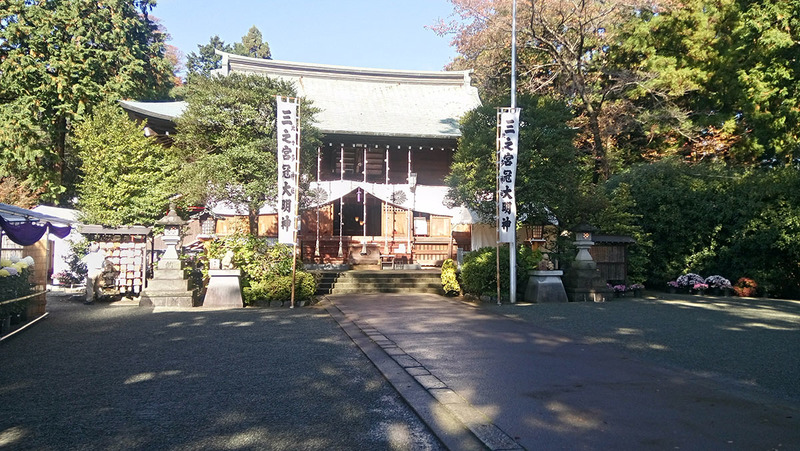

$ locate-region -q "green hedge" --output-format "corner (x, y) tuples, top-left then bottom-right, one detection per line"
(243, 272), (317, 305)
(606, 160), (800, 298)
(204, 234), (317, 304)
(461, 245), (540, 300)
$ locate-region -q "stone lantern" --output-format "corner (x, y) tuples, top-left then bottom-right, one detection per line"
(157, 202), (186, 261)
(572, 223), (597, 268)
(562, 223), (610, 302)
(140, 203), (195, 307)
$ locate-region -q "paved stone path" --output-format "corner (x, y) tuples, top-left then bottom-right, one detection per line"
(327, 293), (800, 450)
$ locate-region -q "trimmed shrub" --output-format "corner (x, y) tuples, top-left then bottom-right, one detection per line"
(204, 234), (317, 304)
(460, 245), (541, 299)
(441, 259), (460, 295)
(243, 272), (316, 305)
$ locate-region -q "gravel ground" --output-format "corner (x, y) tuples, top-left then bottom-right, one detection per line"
(482, 292), (800, 403)
(0, 294), (443, 451)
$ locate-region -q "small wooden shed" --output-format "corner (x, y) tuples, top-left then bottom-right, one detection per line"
(588, 234), (636, 284)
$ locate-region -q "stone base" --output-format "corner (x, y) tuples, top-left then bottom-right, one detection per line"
(203, 270), (243, 308)
(524, 270), (568, 303)
(139, 291), (196, 307)
(563, 265), (611, 302)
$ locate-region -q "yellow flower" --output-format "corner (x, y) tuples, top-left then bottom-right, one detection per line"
(0, 259), (11, 267)
(0, 269), (9, 277)
(14, 261), (28, 270)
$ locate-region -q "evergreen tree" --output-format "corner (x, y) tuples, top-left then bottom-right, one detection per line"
(233, 26), (271, 59)
(174, 73), (320, 234)
(446, 95), (589, 229)
(0, 0), (175, 204)
(186, 26), (271, 78)
(185, 35), (231, 77)
(74, 103), (178, 227)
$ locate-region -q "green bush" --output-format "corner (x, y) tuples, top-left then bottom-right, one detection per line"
(441, 259), (460, 295)
(607, 161), (800, 298)
(205, 234), (317, 304)
(460, 245), (541, 300)
(243, 272), (316, 305)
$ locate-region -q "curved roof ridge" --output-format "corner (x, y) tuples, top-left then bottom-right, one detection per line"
(213, 50), (472, 85)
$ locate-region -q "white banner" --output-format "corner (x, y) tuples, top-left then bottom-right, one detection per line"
(497, 108), (520, 243)
(277, 96), (300, 245)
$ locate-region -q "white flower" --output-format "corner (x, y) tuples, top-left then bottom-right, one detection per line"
(9, 256), (19, 263)
(22, 256), (35, 266)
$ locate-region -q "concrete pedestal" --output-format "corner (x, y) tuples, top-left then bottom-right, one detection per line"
(524, 270), (568, 303)
(203, 269), (243, 308)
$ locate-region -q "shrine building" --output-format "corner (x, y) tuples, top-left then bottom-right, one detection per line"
(122, 52), (483, 268)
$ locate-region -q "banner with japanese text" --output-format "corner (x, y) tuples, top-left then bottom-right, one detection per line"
(276, 96), (300, 245)
(497, 108), (520, 243)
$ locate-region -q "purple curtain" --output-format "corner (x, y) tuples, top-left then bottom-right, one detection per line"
(48, 223), (71, 239)
(0, 216), (72, 246)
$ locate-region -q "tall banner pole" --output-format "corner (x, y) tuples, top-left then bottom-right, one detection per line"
(497, 108), (521, 304)
(509, 0), (519, 303)
(496, 110), (502, 306)
(276, 96), (300, 308)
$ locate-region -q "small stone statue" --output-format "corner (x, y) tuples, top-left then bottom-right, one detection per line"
(221, 250), (235, 269)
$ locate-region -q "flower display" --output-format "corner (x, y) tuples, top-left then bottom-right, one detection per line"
(612, 284), (627, 293)
(629, 283), (645, 290)
(704, 275), (732, 289)
(693, 283), (709, 291)
(734, 277), (758, 297)
(667, 280), (680, 288)
(0, 255), (35, 303)
(676, 273), (705, 288)
(2, 266), (18, 276)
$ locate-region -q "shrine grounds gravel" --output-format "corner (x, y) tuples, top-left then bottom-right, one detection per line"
(481, 292), (800, 404)
(0, 295), (443, 451)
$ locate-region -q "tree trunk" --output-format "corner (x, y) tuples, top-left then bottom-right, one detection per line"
(54, 115), (68, 195)
(587, 109), (608, 184)
(248, 207), (259, 236)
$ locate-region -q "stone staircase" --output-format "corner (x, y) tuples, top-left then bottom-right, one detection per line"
(313, 270), (444, 295)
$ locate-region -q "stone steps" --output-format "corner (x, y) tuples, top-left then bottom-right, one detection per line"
(313, 270), (444, 295)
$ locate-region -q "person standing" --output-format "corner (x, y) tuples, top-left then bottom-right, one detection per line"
(82, 243), (105, 304)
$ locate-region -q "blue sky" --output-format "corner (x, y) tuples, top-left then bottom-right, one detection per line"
(152, 0), (459, 71)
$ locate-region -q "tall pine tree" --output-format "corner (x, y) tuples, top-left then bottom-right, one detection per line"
(0, 0), (175, 204)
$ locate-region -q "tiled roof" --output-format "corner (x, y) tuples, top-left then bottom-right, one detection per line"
(214, 52), (482, 139)
(118, 100), (187, 121)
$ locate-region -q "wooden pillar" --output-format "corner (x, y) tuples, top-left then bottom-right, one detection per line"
(384, 145), (390, 253)
(315, 146), (321, 257)
(362, 146), (367, 252)
(407, 146), (412, 257)
(338, 143), (344, 258)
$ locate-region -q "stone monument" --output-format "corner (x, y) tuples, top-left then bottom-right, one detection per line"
(140, 204), (195, 307)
